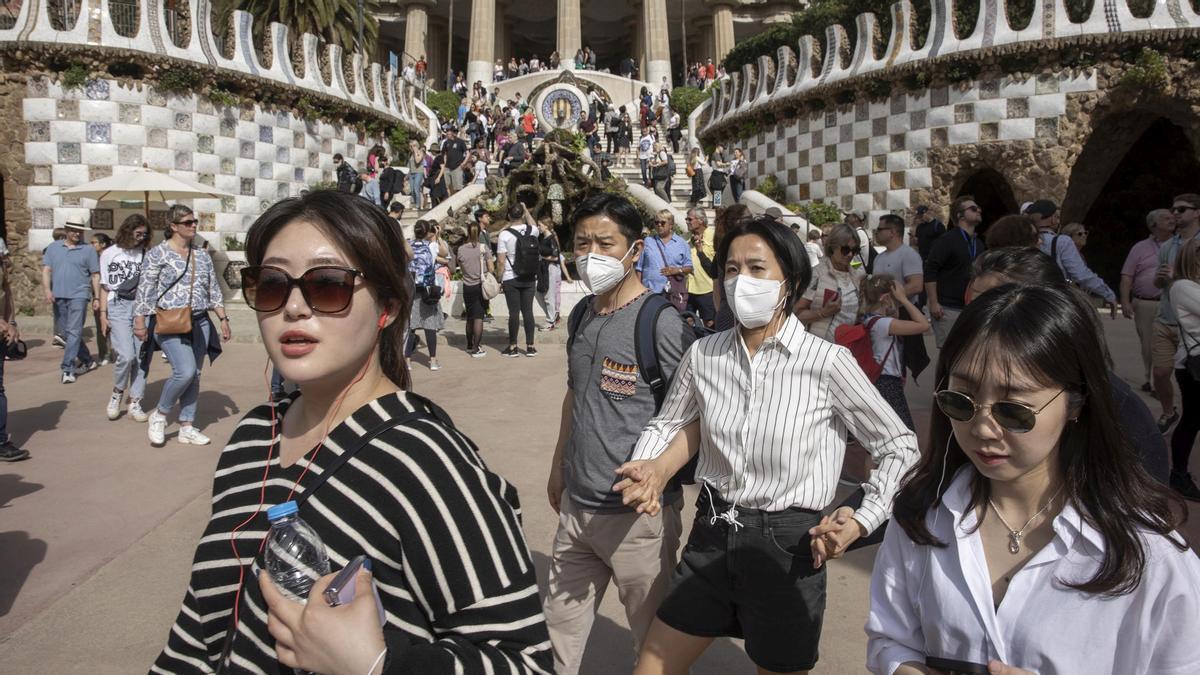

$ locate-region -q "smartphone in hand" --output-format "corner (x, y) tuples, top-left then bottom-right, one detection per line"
(323, 554), (386, 626)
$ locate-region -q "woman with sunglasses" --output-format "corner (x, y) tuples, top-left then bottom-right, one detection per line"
(796, 223), (864, 341)
(866, 283), (1198, 675)
(100, 214), (151, 422)
(133, 204), (231, 447)
(153, 190), (552, 674)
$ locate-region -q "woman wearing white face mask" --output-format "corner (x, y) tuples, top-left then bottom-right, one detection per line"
(614, 217), (920, 675)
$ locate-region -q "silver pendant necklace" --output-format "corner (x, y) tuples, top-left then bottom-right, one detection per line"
(987, 486), (1064, 555)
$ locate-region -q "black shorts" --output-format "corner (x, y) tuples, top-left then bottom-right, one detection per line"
(462, 283), (486, 320)
(656, 486), (827, 673)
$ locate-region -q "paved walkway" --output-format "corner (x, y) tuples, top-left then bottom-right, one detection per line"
(0, 318), (1194, 673)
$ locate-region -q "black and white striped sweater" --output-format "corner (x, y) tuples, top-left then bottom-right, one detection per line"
(151, 392), (552, 674)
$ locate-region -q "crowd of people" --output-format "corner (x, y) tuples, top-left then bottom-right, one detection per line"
(10, 178), (1199, 673)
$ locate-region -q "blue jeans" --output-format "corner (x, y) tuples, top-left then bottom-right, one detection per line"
(107, 299), (146, 400)
(155, 319), (210, 423)
(56, 297), (92, 374)
(408, 172), (425, 208)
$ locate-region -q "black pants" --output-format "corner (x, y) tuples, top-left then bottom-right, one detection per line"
(1172, 369), (1199, 472)
(405, 329), (437, 358)
(504, 282), (536, 346)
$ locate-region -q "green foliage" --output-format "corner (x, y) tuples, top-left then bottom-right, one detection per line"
(61, 63), (89, 91)
(756, 175), (787, 203)
(213, 0), (382, 59)
(388, 126), (414, 162)
(864, 78), (892, 100)
(309, 180), (337, 191)
(425, 90), (462, 124)
(157, 66), (206, 93)
(670, 86), (710, 121)
(223, 235), (245, 251)
(943, 58), (982, 83)
(1120, 47), (1169, 91)
(794, 201), (843, 227)
(207, 87), (239, 107)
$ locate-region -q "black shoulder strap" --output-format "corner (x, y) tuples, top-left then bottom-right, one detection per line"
(635, 294), (673, 411)
(155, 246), (192, 306)
(295, 393), (454, 507)
(1050, 233), (1059, 261)
(566, 295), (593, 351)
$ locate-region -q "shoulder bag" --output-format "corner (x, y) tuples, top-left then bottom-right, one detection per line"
(155, 247), (196, 336)
(115, 250), (146, 301)
(1180, 324), (1200, 380)
(479, 245), (501, 300)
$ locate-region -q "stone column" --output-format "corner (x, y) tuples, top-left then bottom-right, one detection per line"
(693, 16), (714, 64)
(642, 0), (672, 88)
(466, 0), (496, 85)
(494, 2), (508, 64)
(427, 20), (447, 89)
(628, 3), (644, 80)
(557, 0), (581, 66)
(709, 1), (735, 65)
(401, 0), (434, 66)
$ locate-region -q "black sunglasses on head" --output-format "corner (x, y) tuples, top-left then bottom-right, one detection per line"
(241, 265), (364, 313)
(934, 388), (1066, 434)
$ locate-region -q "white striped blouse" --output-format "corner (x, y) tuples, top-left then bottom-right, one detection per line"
(631, 314), (919, 533)
(151, 392), (552, 674)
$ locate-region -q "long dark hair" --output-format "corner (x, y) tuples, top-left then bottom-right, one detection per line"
(244, 190), (412, 390)
(115, 213), (149, 250)
(715, 216), (812, 306)
(892, 284), (1185, 595)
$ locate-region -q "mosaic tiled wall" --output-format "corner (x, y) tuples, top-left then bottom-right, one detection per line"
(22, 76), (382, 251)
(741, 71), (1098, 219)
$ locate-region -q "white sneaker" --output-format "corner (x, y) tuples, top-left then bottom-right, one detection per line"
(106, 392), (122, 420)
(148, 410), (167, 446)
(429, 360), (441, 371)
(178, 426), (211, 445)
(129, 401), (149, 423)
(61, 371), (76, 384)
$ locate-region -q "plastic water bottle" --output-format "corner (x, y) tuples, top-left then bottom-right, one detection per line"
(264, 501), (331, 603)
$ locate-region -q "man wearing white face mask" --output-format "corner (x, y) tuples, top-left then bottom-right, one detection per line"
(544, 192), (697, 674)
(615, 216), (919, 675)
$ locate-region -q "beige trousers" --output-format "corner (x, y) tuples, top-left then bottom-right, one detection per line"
(543, 494), (683, 675)
(1133, 298), (1160, 382)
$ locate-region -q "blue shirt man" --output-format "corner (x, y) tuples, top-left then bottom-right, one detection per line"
(41, 214), (100, 381)
(637, 213), (692, 294)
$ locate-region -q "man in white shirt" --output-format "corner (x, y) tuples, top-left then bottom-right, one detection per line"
(495, 203), (540, 357)
(637, 129), (655, 187)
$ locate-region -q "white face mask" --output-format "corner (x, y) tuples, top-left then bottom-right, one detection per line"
(724, 275), (785, 329)
(577, 245), (638, 296)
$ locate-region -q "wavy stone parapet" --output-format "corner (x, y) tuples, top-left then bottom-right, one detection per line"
(702, 0), (1200, 135)
(0, 0), (424, 135)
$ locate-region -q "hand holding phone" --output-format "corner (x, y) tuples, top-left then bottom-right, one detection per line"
(323, 555), (386, 627)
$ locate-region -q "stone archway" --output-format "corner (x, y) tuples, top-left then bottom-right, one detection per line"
(955, 168), (1018, 234)
(1064, 114), (1200, 290)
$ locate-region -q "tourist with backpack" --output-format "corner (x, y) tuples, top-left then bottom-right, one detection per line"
(544, 192), (697, 674)
(613, 216), (917, 675)
(405, 220), (447, 371)
(841, 275), (930, 430)
(496, 204), (541, 357)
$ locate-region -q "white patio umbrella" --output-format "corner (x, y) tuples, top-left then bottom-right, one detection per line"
(55, 167), (236, 219)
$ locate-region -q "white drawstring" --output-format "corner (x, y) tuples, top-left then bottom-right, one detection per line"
(702, 482), (744, 531)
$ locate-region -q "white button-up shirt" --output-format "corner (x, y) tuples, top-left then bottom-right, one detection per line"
(631, 314), (918, 533)
(866, 468), (1200, 674)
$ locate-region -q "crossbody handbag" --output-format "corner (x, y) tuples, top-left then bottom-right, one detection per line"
(216, 394), (454, 674)
(115, 250), (145, 301)
(155, 248), (196, 335)
(480, 245), (501, 300)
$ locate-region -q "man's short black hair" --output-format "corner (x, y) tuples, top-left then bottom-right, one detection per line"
(388, 202), (404, 214)
(878, 213), (905, 230)
(570, 191), (645, 247)
(332, 153), (344, 161)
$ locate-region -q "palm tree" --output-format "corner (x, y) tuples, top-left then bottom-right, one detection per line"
(214, 0), (381, 59)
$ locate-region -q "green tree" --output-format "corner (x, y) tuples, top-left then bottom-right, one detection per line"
(214, 0), (381, 59)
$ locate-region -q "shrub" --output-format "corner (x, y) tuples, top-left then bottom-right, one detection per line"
(157, 66), (206, 93)
(223, 235), (245, 251)
(61, 63), (89, 91)
(207, 87), (239, 107)
(425, 90), (462, 125)
(670, 86), (711, 120)
(1120, 48), (1169, 91)
(388, 126), (414, 161)
(756, 175), (787, 203)
(794, 201), (843, 227)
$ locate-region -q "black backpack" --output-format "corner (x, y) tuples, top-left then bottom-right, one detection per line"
(506, 225), (541, 280)
(567, 293), (707, 486)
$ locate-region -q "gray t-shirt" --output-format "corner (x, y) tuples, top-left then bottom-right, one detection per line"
(565, 292), (696, 511)
(873, 244), (923, 301)
(42, 239), (99, 300)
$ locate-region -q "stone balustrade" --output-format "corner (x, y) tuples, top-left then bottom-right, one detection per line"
(701, 0), (1200, 136)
